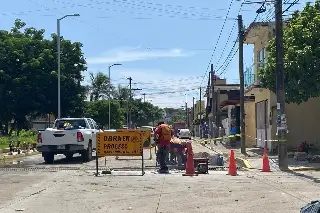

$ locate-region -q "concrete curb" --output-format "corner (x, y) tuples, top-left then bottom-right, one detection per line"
(289, 166), (320, 172)
(195, 140), (320, 172)
(195, 140), (253, 169)
(235, 157), (253, 169)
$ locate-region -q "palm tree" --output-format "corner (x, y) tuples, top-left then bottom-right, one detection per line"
(113, 85), (130, 106)
(87, 72), (113, 101)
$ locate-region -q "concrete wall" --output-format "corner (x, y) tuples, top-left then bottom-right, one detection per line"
(244, 101), (256, 147)
(221, 118), (230, 136)
(215, 79), (227, 86)
(244, 88), (277, 149)
(253, 90), (320, 150)
(219, 93), (228, 103)
(285, 97), (320, 149)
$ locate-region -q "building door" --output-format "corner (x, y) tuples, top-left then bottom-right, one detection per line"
(256, 100), (268, 148)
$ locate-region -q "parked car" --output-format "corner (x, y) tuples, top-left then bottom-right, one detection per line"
(37, 118), (101, 164)
(177, 129), (191, 140)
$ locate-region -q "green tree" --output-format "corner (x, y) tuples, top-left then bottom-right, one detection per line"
(259, 2), (320, 104)
(84, 100), (123, 129)
(163, 108), (186, 124)
(113, 85), (130, 105)
(87, 72), (112, 102)
(130, 99), (163, 127)
(0, 19), (87, 133)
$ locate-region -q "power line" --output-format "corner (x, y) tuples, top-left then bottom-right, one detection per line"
(213, 1), (269, 77)
(199, 0), (237, 87)
(23, 0), (196, 60)
(214, 20), (238, 70)
(81, 0), (241, 19)
(43, 0), (234, 20)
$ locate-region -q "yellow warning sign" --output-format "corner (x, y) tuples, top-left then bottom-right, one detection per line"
(141, 129), (151, 149)
(117, 129), (151, 149)
(96, 131), (142, 157)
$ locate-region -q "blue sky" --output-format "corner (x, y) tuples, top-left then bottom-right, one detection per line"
(2, 0), (309, 108)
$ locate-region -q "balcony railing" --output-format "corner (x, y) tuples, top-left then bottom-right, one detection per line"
(244, 63), (263, 89)
(244, 64), (255, 88)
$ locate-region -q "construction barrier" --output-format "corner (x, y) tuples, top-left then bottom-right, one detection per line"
(115, 129), (153, 160)
(117, 129), (152, 148)
(95, 130), (144, 176)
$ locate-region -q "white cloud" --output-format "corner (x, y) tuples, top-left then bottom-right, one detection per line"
(86, 46), (192, 64)
(110, 68), (205, 109)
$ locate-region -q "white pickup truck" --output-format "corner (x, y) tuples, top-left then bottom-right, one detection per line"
(37, 118), (100, 164)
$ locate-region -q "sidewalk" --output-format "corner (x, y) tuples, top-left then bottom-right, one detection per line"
(194, 137), (320, 172)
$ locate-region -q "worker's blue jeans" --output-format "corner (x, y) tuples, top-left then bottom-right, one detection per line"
(157, 146), (169, 172)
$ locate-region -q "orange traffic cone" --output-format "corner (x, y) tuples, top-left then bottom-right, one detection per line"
(182, 142), (198, 176)
(261, 148), (271, 172)
(227, 150), (237, 176)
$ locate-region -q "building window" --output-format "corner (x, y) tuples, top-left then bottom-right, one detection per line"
(257, 47), (267, 68)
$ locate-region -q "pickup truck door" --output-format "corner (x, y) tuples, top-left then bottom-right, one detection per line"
(87, 118), (97, 149)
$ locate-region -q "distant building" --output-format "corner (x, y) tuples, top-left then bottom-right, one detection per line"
(31, 114), (55, 130)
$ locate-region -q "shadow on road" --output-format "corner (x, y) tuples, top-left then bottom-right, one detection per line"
(47, 155), (98, 165)
(285, 169), (320, 183)
(113, 158), (143, 161)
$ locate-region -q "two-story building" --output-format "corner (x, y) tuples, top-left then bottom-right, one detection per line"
(204, 75), (242, 138)
(244, 21), (320, 151)
(190, 100), (205, 136)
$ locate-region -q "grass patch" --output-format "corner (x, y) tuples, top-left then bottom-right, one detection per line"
(0, 130), (37, 149)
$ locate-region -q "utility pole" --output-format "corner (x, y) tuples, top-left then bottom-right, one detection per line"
(192, 97), (195, 136)
(142, 93), (146, 102)
(185, 102), (188, 128)
(127, 77), (132, 128)
(275, 0), (288, 170)
(127, 77), (142, 129)
(205, 73), (211, 121)
(210, 64), (216, 139)
(199, 87), (202, 138)
(238, 14), (246, 154)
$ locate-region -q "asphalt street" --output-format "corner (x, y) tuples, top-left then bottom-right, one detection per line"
(0, 141), (229, 170)
(0, 143), (318, 212)
(0, 168), (319, 213)
(0, 149), (158, 170)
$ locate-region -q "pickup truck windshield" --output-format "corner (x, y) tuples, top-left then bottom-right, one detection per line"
(54, 119), (87, 130)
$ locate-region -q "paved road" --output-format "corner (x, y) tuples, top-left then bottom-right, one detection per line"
(0, 142), (317, 212)
(0, 141), (233, 171)
(0, 149), (157, 169)
(0, 168), (318, 213)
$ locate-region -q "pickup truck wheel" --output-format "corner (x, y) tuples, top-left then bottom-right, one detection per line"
(43, 153), (54, 164)
(82, 142), (92, 162)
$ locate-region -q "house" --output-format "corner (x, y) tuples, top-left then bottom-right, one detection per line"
(31, 114), (55, 130)
(204, 75), (242, 138)
(190, 100), (205, 137)
(244, 21), (320, 151)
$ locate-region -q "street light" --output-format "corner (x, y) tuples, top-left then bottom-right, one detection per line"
(57, 13), (80, 119)
(108, 63), (122, 129)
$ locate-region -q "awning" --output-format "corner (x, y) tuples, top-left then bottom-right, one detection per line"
(220, 100), (240, 109)
(219, 96), (255, 109)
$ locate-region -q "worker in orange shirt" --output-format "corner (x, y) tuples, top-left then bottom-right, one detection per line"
(154, 121), (173, 173)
